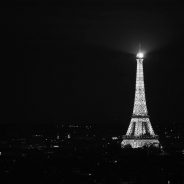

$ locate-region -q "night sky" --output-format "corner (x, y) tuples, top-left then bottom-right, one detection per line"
(2, 0), (184, 126)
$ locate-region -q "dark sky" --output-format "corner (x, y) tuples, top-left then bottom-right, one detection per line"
(1, 0), (184, 126)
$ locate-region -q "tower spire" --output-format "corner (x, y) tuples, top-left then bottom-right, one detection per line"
(136, 43), (144, 59)
(139, 43), (141, 53)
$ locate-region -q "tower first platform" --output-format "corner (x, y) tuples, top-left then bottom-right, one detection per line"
(121, 48), (160, 148)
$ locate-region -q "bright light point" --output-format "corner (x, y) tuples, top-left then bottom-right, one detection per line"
(136, 52), (144, 58)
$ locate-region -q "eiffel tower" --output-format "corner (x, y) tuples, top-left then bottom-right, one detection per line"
(121, 46), (160, 148)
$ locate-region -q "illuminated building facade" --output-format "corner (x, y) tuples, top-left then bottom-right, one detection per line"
(121, 48), (160, 148)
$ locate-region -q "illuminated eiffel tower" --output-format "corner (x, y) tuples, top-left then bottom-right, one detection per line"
(121, 46), (160, 148)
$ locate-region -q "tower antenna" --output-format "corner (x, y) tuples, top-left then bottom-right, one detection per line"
(139, 43), (141, 53)
(136, 43), (144, 59)
(138, 42), (142, 53)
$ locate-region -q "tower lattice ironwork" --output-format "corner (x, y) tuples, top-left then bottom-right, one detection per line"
(121, 47), (160, 148)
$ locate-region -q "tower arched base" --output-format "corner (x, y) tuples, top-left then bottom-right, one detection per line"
(121, 138), (160, 149)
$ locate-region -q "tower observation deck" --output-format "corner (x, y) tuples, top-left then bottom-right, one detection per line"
(121, 48), (160, 148)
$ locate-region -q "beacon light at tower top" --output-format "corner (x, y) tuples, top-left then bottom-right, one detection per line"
(136, 52), (144, 59)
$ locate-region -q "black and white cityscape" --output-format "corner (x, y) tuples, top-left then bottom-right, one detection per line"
(1, 0), (184, 183)
(0, 121), (184, 183)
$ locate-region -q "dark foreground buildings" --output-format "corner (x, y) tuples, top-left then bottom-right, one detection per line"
(0, 122), (184, 184)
